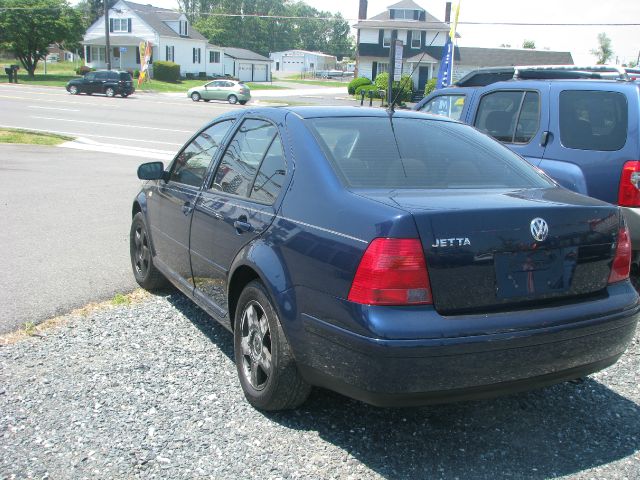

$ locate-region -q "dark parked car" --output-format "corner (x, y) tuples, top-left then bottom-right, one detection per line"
(66, 70), (134, 97)
(130, 106), (639, 411)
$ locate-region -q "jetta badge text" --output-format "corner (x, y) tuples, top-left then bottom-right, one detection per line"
(530, 217), (549, 242)
(431, 238), (471, 248)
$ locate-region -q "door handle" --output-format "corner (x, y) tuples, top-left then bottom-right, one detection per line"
(541, 130), (551, 147)
(233, 218), (253, 233)
(182, 201), (194, 215)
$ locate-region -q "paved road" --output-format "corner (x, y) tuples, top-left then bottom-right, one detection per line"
(0, 145), (143, 333)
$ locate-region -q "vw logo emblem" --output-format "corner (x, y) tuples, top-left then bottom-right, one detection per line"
(530, 218), (549, 242)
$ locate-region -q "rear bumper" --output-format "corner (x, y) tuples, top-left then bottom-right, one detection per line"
(294, 282), (639, 407)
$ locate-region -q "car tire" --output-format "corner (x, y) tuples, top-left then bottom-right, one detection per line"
(234, 280), (311, 411)
(68, 85), (79, 95)
(228, 94), (238, 104)
(130, 212), (168, 291)
(121, 93), (129, 98)
(239, 100), (247, 105)
(191, 92), (201, 102)
(105, 87), (115, 97)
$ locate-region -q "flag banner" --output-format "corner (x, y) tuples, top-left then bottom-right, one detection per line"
(436, 36), (453, 89)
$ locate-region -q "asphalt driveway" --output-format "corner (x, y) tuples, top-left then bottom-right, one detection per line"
(0, 144), (142, 333)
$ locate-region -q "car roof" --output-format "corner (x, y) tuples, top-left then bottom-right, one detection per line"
(281, 106), (455, 121)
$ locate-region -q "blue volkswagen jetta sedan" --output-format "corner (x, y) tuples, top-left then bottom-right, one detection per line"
(130, 106), (639, 411)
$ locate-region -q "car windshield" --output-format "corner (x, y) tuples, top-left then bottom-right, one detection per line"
(306, 117), (554, 189)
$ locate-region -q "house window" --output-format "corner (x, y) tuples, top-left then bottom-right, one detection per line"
(166, 45), (174, 62)
(377, 62), (389, 74)
(383, 30), (391, 48)
(91, 46), (105, 62)
(209, 51), (220, 63)
(193, 47), (201, 64)
(179, 20), (188, 36)
(112, 18), (130, 32)
(411, 31), (421, 48)
(393, 10), (416, 20)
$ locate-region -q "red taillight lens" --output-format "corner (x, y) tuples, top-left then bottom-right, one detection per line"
(348, 238), (432, 305)
(617, 161), (640, 207)
(608, 225), (632, 284)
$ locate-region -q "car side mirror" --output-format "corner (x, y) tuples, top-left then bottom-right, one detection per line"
(137, 161), (166, 181)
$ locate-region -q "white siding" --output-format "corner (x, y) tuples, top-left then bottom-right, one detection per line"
(205, 48), (224, 76)
(359, 28), (379, 44)
(84, 0), (156, 43)
(397, 30), (407, 44)
(157, 36), (208, 75)
(357, 59), (373, 80)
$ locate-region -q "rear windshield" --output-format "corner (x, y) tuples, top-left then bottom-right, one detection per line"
(306, 117), (553, 189)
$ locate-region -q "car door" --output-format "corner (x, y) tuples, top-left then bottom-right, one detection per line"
(81, 72), (96, 93)
(146, 121), (234, 289)
(540, 84), (635, 202)
(91, 71), (109, 94)
(470, 86), (550, 165)
(190, 117), (288, 322)
(202, 81), (216, 100)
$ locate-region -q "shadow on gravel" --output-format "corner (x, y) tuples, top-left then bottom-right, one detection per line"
(268, 381), (640, 479)
(163, 290), (639, 479)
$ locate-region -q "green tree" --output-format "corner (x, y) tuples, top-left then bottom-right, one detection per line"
(522, 39), (535, 49)
(0, 0), (83, 77)
(591, 32), (613, 64)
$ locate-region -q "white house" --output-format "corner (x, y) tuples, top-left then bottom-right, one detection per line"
(82, 0), (271, 80)
(269, 50), (336, 74)
(354, 0), (573, 91)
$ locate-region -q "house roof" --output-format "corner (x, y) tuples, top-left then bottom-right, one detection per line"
(354, 8), (450, 31)
(456, 47), (574, 67)
(387, 0), (425, 10)
(223, 47), (271, 62)
(121, 1), (207, 41)
(270, 50), (336, 59)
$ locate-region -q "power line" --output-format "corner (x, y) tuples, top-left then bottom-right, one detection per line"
(1, 6), (639, 27)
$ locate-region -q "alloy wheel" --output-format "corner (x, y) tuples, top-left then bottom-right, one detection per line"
(133, 224), (150, 278)
(239, 301), (272, 390)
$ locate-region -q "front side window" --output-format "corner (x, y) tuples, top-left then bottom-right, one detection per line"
(411, 31), (421, 48)
(420, 94), (466, 120)
(474, 90), (540, 144)
(211, 119), (279, 198)
(170, 120), (234, 187)
(559, 90), (627, 151)
(91, 46), (105, 62)
(112, 18), (129, 32)
(307, 117), (552, 190)
(383, 30), (391, 48)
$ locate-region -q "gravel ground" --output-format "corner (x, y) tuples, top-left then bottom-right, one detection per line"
(1, 290), (639, 480)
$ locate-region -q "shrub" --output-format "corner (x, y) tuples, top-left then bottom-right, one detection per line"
(75, 65), (94, 75)
(374, 72), (414, 103)
(355, 84), (382, 99)
(134, 69), (140, 79)
(198, 71), (207, 78)
(424, 78), (437, 95)
(348, 76), (371, 95)
(153, 61), (180, 82)
(185, 72), (194, 79)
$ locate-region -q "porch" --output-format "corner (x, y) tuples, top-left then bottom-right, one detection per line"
(83, 36), (153, 72)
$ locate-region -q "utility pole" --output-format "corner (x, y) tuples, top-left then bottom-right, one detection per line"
(387, 29), (397, 108)
(104, 0), (112, 70)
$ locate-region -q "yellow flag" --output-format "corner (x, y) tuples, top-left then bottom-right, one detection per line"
(450, 1), (460, 40)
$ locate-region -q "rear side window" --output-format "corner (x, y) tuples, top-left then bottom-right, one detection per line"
(170, 120), (234, 187)
(559, 90), (628, 151)
(119, 72), (132, 81)
(419, 95), (466, 120)
(250, 136), (287, 204)
(308, 117), (552, 189)
(474, 90), (540, 144)
(95, 71), (109, 80)
(211, 119), (278, 198)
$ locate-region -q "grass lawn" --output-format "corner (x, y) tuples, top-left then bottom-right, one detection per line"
(2, 60), (288, 92)
(276, 78), (350, 88)
(0, 128), (73, 145)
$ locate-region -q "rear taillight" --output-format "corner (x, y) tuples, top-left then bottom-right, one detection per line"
(608, 225), (632, 284)
(617, 161), (640, 207)
(348, 238), (432, 305)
